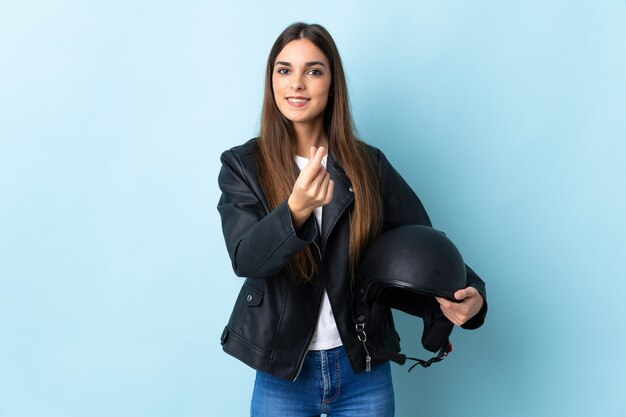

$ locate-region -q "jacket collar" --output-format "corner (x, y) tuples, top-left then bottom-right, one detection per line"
(320, 148), (355, 249)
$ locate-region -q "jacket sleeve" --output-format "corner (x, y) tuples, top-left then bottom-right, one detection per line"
(217, 149), (317, 278)
(377, 149), (488, 329)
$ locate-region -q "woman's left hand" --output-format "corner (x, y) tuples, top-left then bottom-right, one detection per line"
(435, 287), (484, 326)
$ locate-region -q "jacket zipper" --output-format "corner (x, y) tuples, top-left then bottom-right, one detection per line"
(293, 240), (324, 381)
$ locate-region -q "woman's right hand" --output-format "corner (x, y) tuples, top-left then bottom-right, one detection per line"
(288, 146), (334, 230)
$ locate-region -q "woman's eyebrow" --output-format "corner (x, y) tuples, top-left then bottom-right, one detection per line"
(275, 60), (327, 67)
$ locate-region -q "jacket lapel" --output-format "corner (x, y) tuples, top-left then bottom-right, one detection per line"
(321, 150), (355, 250)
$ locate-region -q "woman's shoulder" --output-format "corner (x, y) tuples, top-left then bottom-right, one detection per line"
(221, 137), (259, 159)
(356, 140), (390, 168)
(359, 140), (382, 157)
(218, 138), (261, 189)
(218, 138), (260, 181)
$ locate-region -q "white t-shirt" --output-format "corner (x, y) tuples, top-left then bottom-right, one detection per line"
(294, 154), (343, 351)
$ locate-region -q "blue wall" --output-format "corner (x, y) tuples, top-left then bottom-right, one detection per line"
(1, 1), (624, 416)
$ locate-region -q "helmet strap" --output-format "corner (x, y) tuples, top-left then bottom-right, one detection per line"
(405, 341), (452, 372)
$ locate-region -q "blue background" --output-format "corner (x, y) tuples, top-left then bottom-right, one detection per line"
(1, 1), (624, 416)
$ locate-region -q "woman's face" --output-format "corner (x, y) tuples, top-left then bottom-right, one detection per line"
(272, 39), (332, 128)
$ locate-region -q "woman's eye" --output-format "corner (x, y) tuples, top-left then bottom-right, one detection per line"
(277, 68), (289, 75)
(307, 69), (322, 76)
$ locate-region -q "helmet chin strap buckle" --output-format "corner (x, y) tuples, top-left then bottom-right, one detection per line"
(405, 341), (452, 372)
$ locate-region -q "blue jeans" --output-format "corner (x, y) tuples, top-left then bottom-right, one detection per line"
(251, 345), (394, 417)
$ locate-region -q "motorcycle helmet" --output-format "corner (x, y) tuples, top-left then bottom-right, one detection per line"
(354, 224), (467, 370)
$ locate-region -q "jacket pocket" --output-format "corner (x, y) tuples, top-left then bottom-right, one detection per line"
(228, 283), (262, 333)
(241, 284), (263, 307)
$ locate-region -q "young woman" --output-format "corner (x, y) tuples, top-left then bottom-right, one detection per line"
(217, 22), (487, 417)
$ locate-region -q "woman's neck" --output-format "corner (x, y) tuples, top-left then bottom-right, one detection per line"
(293, 120), (329, 158)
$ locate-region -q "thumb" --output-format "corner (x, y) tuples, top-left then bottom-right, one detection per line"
(454, 287), (476, 301)
(310, 146), (317, 159)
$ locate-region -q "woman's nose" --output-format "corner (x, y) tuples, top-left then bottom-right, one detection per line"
(290, 74), (305, 90)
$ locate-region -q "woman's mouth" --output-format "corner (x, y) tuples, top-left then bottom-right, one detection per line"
(286, 97), (310, 107)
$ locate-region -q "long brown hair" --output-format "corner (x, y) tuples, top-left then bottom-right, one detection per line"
(257, 22), (382, 282)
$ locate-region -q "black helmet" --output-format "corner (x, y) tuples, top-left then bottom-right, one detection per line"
(354, 224), (467, 371)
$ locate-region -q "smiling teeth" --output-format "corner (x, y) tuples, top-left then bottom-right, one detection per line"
(288, 98), (308, 103)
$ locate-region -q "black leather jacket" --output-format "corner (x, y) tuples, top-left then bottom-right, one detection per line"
(217, 138), (487, 380)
